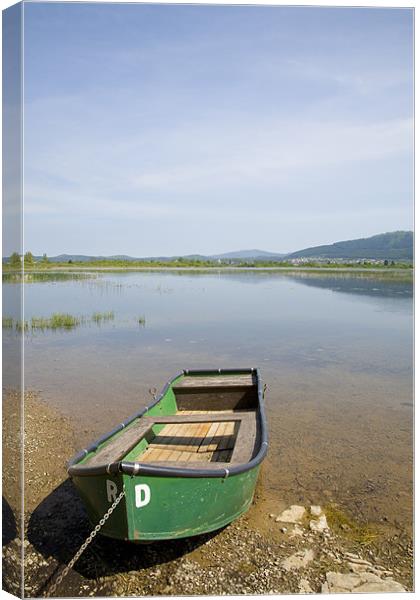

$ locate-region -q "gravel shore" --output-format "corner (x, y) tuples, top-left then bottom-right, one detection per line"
(2, 390), (413, 597)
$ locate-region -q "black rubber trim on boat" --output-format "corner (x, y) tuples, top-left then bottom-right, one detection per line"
(67, 368), (268, 479)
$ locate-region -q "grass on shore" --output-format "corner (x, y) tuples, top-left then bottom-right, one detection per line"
(3, 258), (413, 271)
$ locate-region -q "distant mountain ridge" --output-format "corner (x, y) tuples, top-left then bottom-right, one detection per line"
(48, 254), (145, 263)
(211, 249), (285, 260)
(7, 231), (412, 263)
(30, 250), (287, 262)
(287, 231), (413, 261)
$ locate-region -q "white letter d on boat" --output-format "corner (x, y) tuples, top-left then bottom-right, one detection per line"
(135, 484), (151, 508)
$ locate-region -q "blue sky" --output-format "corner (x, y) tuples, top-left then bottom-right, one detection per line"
(23, 3), (413, 256)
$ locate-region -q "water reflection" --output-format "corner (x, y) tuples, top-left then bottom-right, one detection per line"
(286, 272), (412, 299)
(2, 271), (412, 425)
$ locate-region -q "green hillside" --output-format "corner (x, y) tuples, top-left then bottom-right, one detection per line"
(287, 231), (413, 261)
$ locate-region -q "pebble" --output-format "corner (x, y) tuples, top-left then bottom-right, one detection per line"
(298, 578), (314, 593)
(347, 556), (371, 566)
(349, 562), (370, 573)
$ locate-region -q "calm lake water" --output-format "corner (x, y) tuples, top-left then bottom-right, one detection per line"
(3, 270), (414, 529)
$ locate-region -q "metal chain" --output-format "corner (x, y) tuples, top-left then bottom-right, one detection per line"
(46, 488), (126, 597)
(149, 387), (157, 400)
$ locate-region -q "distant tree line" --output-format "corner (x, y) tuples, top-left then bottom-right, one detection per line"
(5, 252), (49, 268)
(2, 251), (412, 271)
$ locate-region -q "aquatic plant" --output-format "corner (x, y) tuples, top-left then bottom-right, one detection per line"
(2, 271), (97, 283)
(15, 320), (29, 332)
(2, 273), (23, 283)
(31, 313), (82, 330)
(51, 313), (82, 329)
(3, 314), (83, 331)
(92, 311), (115, 323)
(3, 311), (146, 332)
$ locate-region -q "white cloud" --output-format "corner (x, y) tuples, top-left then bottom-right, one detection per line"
(25, 97), (412, 210)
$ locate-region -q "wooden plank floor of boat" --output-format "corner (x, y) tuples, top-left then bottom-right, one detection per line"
(136, 410), (245, 463)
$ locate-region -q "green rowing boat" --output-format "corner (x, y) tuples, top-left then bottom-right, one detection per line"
(68, 368), (268, 541)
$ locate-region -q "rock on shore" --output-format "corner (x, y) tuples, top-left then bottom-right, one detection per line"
(322, 571), (406, 593)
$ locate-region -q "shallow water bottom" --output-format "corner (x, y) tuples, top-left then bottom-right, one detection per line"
(26, 361), (412, 537)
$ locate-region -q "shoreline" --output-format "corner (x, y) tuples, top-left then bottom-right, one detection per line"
(3, 266), (414, 283)
(5, 266), (412, 272)
(2, 390), (413, 596)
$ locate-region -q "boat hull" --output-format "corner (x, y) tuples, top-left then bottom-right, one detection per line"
(72, 465), (260, 541)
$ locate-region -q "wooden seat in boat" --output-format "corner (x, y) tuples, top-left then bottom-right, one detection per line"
(173, 374), (256, 391)
(83, 410), (257, 468)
